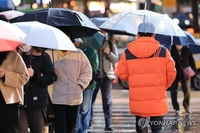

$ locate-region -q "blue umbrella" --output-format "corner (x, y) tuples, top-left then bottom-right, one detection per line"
(155, 30), (197, 46)
(188, 45), (200, 54)
(85, 31), (105, 49)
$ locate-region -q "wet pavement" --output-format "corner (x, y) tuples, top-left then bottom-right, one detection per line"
(88, 85), (200, 133)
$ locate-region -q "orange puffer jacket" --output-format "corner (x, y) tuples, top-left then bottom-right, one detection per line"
(117, 37), (176, 117)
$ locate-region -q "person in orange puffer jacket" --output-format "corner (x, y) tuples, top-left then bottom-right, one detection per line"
(117, 22), (176, 133)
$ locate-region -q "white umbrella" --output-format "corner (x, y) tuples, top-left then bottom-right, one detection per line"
(0, 10), (25, 20)
(100, 9), (186, 36)
(13, 21), (77, 51)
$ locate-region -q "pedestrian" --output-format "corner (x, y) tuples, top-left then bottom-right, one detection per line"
(74, 38), (99, 133)
(51, 31), (92, 133)
(170, 44), (196, 114)
(0, 50), (29, 133)
(91, 30), (119, 131)
(117, 22), (176, 133)
(18, 45), (57, 133)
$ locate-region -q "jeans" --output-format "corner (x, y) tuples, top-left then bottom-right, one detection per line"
(170, 78), (190, 110)
(18, 106), (46, 133)
(136, 116), (163, 133)
(76, 89), (94, 133)
(91, 77), (113, 127)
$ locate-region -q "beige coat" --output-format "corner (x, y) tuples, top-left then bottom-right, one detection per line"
(0, 51), (29, 105)
(51, 49), (92, 105)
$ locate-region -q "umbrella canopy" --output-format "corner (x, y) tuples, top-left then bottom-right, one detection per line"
(91, 17), (134, 36)
(14, 8), (100, 38)
(13, 21), (77, 51)
(91, 17), (108, 27)
(155, 30), (197, 46)
(0, 20), (26, 52)
(189, 44), (200, 54)
(85, 31), (105, 49)
(0, 10), (25, 20)
(100, 9), (185, 36)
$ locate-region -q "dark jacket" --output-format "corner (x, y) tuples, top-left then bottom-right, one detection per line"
(22, 52), (56, 109)
(171, 45), (196, 80)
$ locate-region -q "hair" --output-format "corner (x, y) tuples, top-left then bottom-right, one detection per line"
(32, 46), (44, 53)
(0, 52), (9, 65)
(0, 14), (8, 22)
(138, 32), (154, 37)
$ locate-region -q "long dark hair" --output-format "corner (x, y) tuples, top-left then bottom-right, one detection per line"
(0, 52), (9, 65)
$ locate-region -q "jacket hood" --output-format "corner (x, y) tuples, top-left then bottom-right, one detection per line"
(127, 37), (160, 58)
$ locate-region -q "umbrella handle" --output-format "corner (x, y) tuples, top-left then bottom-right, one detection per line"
(34, 14), (37, 21)
(52, 49), (54, 66)
(144, 2), (147, 10)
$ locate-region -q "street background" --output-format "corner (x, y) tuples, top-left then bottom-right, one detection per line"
(89, 84), (200, 133)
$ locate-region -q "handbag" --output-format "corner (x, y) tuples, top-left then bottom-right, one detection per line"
(174, 51), (195, 79)
(183, 66), (195, 79)
(46, 93), (56, 125)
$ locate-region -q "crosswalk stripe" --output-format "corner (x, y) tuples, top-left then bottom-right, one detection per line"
(88, 102), (200, 133)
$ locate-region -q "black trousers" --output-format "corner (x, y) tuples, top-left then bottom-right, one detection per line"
(18, 106), (46, 133)
(53, 104), (79, 133)
(0, 103), (19, 133)
(170, 78), (190, 110)
(135, 116), (163, 133)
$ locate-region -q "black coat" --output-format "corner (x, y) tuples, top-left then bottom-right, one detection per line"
(171, 45), (196, 80)
(22, 52), (56, 109)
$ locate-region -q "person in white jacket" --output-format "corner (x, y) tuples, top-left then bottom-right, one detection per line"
(52, 30), (92, 133)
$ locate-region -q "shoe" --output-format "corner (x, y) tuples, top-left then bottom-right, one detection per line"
(88, 121), (92, 129)
(105, 125), (114, 131)
(185, 107), (192, 114)
(175, 109), (180, 114)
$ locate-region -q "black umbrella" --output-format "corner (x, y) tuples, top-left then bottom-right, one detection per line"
(13, 8), (100, 38)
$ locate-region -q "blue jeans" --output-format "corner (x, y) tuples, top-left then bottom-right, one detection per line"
(76, 89), (94, 133)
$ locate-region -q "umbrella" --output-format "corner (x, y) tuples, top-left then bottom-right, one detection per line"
(85, 31), (105, 49)
(0, 10), (25, 20)
(90, 17), (108, 27)
(188, 45), (200, 54)
(155, 30), (197, 46)
(13, 8), (100, 38)
(91, 17), (134, 36)
(100, 9), (185, 36)
(0, 20), (26, 52)
(13, 21), (77, 51)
